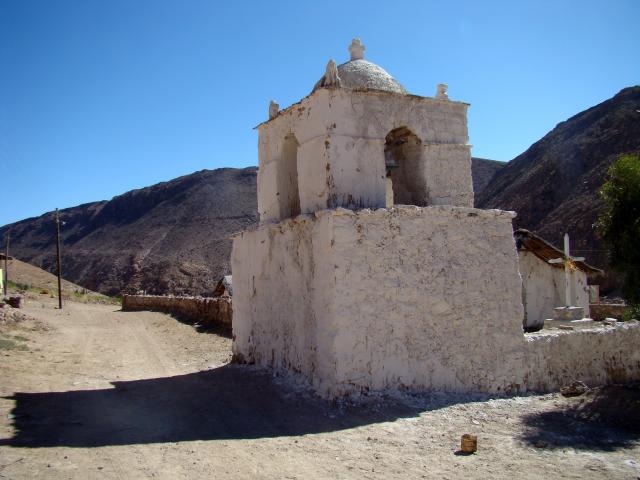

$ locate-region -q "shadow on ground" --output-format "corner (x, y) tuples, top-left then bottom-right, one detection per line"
(520, 384), (640, 451)
(4, 363), (639, 450)
(0, 364), (423, 448)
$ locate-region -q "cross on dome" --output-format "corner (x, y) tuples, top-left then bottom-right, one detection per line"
(349, 39), (365, 61)
(311, 38), (406, 95)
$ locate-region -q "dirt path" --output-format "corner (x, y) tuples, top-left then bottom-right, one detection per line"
(1, 295), (639, 479)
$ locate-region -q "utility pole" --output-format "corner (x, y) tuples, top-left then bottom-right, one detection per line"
(3, 228), (9, 297)
(55, 209), (63, 309)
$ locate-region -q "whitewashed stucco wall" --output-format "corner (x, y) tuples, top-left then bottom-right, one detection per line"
(524, 323), (640, 390)
(519, 251), (590, 328)
(231, 216), (321, 379)
(256, 89), (473, 223)
(232, 206), (640, 398)
(233, 206), (526, 397)
(325, 206), (525, 396)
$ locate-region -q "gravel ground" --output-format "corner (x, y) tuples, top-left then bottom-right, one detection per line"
(1, 295), (639, 479)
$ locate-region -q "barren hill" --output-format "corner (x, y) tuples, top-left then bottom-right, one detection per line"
(1, 168), (258, 296)
(6, 257), (86, 294)
(478, 86), (640, 286)
(471, 157), (506, 203)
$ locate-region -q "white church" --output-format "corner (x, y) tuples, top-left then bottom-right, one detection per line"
(230, 40), (640, 398)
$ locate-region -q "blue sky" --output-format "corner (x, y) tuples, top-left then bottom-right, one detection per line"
(1, 0), (639, 226)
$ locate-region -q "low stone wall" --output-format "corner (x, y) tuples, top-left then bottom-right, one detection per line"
(122, 295), (232, 328)
(523, 322), (640, 390)
(589, 303), (631, 321)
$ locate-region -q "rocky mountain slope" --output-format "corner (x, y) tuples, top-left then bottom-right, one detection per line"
(478, 86), (640, 284)
(1, 160), (501, 296)
(471, 158), (506, 203)
(1, 168), (258, 296)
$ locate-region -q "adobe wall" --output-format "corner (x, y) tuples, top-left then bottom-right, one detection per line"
(324, 206), (525, 397)
(257, 89), (473, 223)
(230, 213), (345, 392)
(232, 206), (526, 397)
(232, 206), (640, 398)
(122, 294), (232, 328)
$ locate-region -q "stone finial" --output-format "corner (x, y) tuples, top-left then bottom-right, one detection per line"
(436, 83), (449, 100)
(319, 59), (341, 88)
(269, 100), (279, 120)
(349, 38), (365, 61)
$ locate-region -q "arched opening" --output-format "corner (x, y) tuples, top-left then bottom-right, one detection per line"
(277, 134), (301, 220)
(384, 127), (428, 207)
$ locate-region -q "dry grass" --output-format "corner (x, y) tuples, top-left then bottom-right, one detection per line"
(5, 258), (119, 305)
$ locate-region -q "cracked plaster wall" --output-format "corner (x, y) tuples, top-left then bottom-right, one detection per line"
(233, 206), (522, 397)
(232, 206), (640, 398)
(257, 89), (473, 223)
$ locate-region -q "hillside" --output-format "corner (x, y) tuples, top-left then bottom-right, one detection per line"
(6, 257), (87, 293)
(1, 168), (258, 296)
(478, 86), (640, 285)
(471, 157), (506, 203)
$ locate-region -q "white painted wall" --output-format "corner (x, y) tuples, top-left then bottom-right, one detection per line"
(324, 206), (525, 397)
(256, 89), (473, 223)
(234, 206), (525, 397)
(231, 216), (321, 379)
(519, 251), (590, 329)
(233, 207), (640, 398)
(524, 323), (640, 390)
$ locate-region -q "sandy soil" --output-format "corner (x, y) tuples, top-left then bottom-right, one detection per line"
(1, 295), (639, 479)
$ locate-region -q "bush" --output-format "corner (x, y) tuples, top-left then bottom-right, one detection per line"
(597, 153), (640, 307)
(7, 280), (31, 292)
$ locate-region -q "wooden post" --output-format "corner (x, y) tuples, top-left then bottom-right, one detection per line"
(55, 209), (63, 309)
(3, 228), (9, 297)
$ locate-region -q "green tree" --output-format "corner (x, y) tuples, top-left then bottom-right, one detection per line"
(598, 153), (640, 310)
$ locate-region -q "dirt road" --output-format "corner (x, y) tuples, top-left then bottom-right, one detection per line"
(1, 295), (639, 479)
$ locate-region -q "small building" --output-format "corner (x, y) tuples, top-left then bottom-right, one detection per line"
(515, 229), (602, 330)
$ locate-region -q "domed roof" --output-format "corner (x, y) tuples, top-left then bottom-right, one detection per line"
(313, 39), (407, 95)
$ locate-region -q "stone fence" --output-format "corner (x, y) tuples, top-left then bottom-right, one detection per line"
(122, 294), (232, 328)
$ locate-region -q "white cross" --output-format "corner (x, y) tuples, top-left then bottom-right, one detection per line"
(349, 39), (365, 61)
(548, 233), (585, 307)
